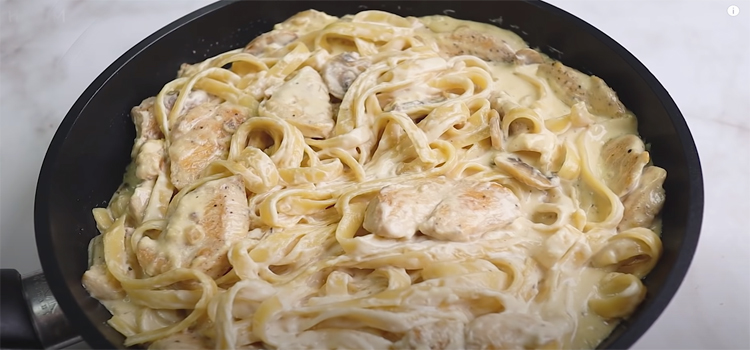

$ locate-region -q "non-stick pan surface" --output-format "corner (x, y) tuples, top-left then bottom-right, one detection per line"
(33, 1), (703, 349)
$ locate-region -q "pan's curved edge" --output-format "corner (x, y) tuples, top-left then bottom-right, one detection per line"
(521, 1), (704, 349)
(33, 1), (233, 348)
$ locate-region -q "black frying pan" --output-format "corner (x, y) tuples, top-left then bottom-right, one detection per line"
(0, 1), (703, 349)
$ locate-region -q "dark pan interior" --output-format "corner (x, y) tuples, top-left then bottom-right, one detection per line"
(35, 1), (703, 349)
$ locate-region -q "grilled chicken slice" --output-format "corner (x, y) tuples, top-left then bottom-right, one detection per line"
(263, 66), (335, 139)
(82, 264), (125, 300)
(363, 177), (453, 239)
(588, 76), (627, 119)
(135, 175), (250, 278)
(131, 97), (164, 155)
(419, 181), (521, 242)
(131, 91), (212, 146)
(436, 26), (517, 62)
(363, 178), (521, 242)
(131, 89), (231, 190)
(132, 98), (163, 140)
(129, 179), (155, 224)
(536, 61), (627, 118)
(135, 139), (166, 181)
(244, 30), (298, 56)
(536, 61), (586, 107)
(600, 134), (650, 198)
(394, 320), (465, 350)
(465, 312), (562, 350)
(619, 166), (667, 231)
(168, 100), (250, 189)
(514, 48), (546, 65)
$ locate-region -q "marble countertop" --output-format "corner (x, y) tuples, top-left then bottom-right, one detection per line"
(1, 0), (748, 348)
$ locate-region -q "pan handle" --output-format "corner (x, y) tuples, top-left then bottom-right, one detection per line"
(0, 269), (80, 349)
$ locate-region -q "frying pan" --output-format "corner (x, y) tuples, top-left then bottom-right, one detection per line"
(0, 0), (704, 349)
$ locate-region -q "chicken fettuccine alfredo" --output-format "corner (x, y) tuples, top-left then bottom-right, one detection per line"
(83, 10), (667, 350)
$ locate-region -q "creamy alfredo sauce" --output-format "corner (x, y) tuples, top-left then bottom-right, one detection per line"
(83, 10), (666, 350)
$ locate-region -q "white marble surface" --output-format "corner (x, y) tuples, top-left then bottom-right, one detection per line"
(1, 0), (748, 348)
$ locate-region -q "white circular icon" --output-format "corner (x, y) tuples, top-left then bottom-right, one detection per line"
(728, 5), (740, 16)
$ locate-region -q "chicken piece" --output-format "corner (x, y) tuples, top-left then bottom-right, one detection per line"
(280, 329), (393, 350)
(394, 320), (465, 350)
(263, 66), (335, 139)
(142, 173), (176, 223)
(536, 61), (586, 107)
(169, 101), (250, 189)
(129, 179), (155, 224)
(166, 90), (212, 116)
(514, 48), (546, 65)
(436, 26), (517, 62)
(135, 175), (250, 278)
(600, 135), (650, 198)
(465, 312), (562, 350)
(536, 61), (626, 118)
(494, 153), (559, 190)
(130, 98), (164, 156)
(132, 91), (211, 141)
(362, 177), (453, 239)
(363, 178), (520, 242)
(588, 76), (627, 118)
(419, 181), (521, 242)
(618, 166), (667, 231)
(131, 97), (163, 142)
(243, 30), (298, 56)
(135, 139), (165, 181)
(82, 264), (125, 300)
(321, 52), (370, 99)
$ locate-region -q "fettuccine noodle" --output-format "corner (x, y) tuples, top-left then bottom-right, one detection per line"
(83, 10), (667, 350)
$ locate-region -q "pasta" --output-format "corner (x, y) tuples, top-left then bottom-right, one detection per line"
(82, 10), (668, 350)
